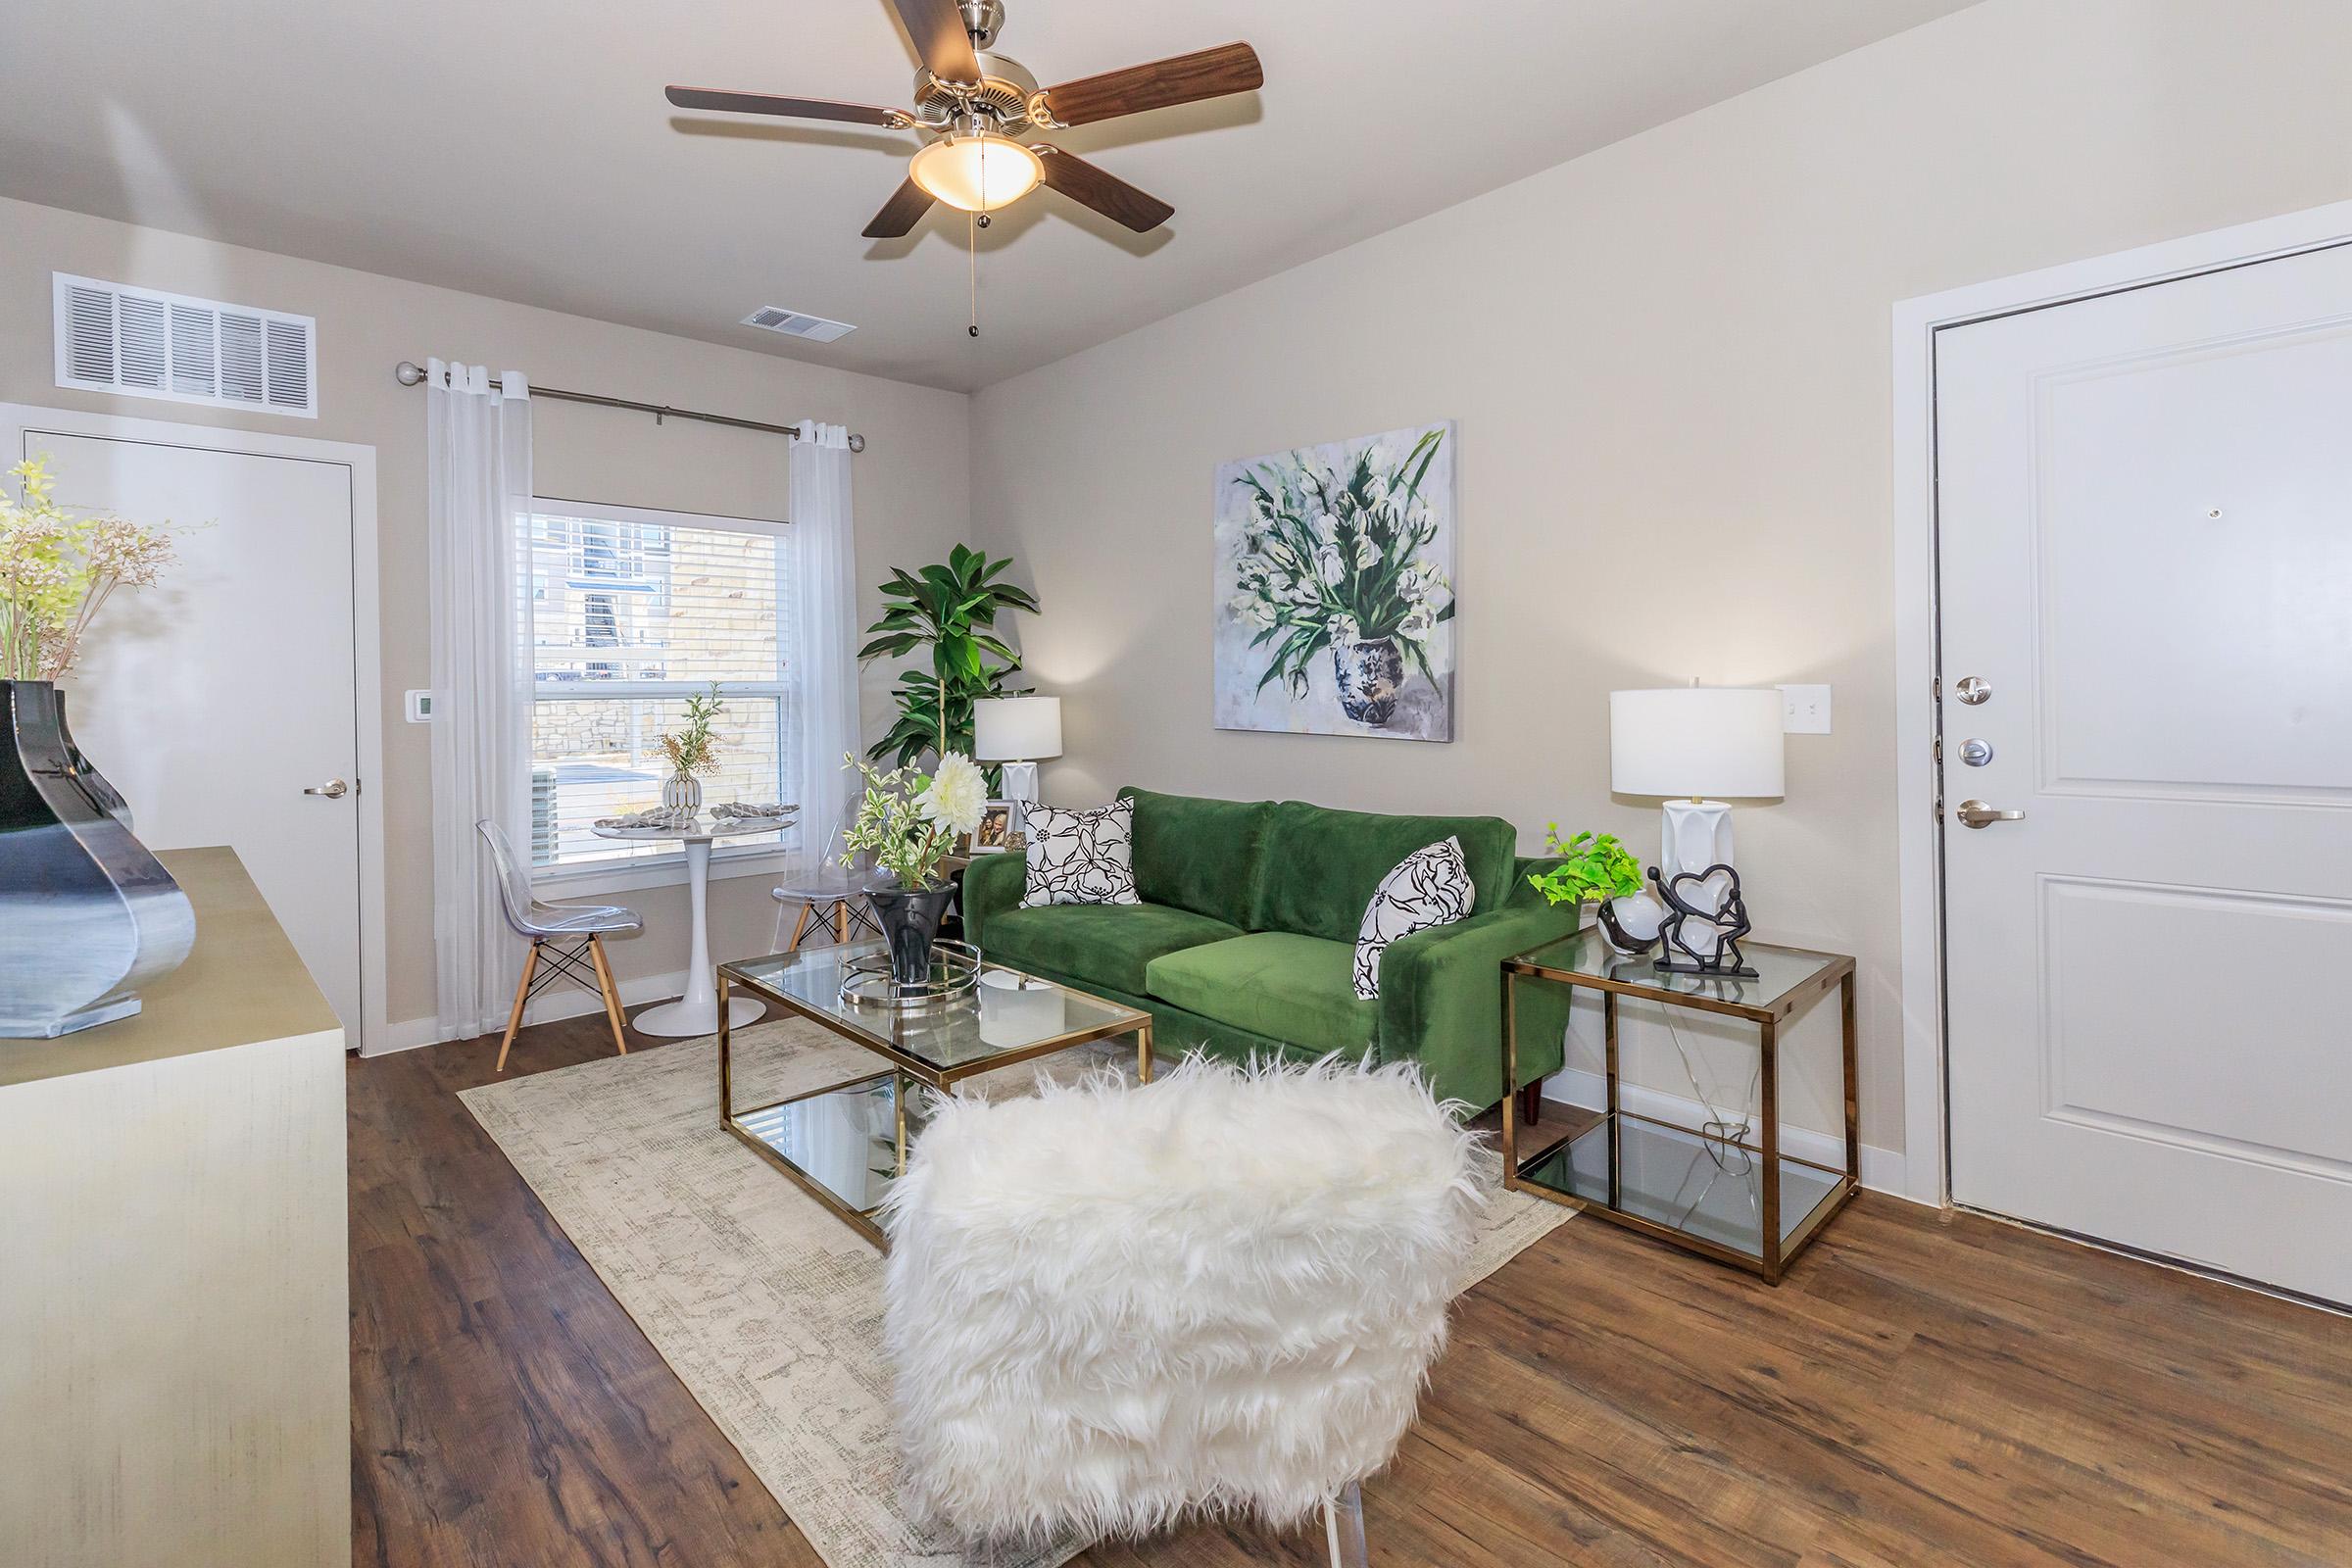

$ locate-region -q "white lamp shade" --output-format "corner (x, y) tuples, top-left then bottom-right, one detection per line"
(974, 696), (1062, 761)
(908, 133), (1044, 214)
(1609, 688), (1786, 800)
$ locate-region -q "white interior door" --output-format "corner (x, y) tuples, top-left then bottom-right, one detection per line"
(13, 418), (368, 1039)
(1937, 243), (2352, 1304)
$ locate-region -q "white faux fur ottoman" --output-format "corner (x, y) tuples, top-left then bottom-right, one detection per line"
(879, 1054), (1482, 1546)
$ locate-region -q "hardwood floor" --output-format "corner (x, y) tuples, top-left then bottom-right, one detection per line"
(351, 1010), (2352, 1567)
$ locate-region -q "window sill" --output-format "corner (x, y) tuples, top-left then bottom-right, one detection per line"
(533, 843), (795, 901)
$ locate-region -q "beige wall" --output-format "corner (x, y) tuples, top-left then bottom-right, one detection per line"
(968, 0), (2352, 1156)
(0, 195), (972, 1036)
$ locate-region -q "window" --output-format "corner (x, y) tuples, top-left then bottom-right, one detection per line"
(523, 500), (796, 871)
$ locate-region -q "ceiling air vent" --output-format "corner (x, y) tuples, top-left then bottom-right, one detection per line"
(742, 306), (857, 344)
(53, 273), (318, 417)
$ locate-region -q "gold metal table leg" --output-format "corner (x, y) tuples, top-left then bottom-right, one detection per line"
(1760, 1017), (1783, 1285)
(717, 973), (734, 1127)
(1501, 971), (1520, 1181)
(1136, 1021), (1154, 1084)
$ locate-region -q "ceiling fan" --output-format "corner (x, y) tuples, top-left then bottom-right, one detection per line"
(665, 0), (1263, 240)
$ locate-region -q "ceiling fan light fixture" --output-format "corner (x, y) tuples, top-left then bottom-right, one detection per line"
(908, 129), (1043, 213)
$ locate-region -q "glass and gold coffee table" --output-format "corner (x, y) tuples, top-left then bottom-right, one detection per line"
(716, 943), (1154, 1248)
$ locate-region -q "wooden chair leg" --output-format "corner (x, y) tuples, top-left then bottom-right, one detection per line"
(785, 901), (813, 954)
(587, 935), (629, 1057)
(496, 941), (540, 1073)
(834, 900), (851, 945)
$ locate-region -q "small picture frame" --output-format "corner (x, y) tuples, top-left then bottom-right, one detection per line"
(971, 801), (1015, 853)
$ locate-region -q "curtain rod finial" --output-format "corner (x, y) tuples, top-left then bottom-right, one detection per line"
(395, 360), (426, 387)
(848, 433), (867, 454)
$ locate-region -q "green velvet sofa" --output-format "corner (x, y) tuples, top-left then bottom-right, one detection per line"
(960, 786), (1577, 1113)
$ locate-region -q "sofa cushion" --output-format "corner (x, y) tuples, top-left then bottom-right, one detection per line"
(1144, 932), (1378, 1058)
(1021, 800), (1140, 907)
(1353, 836), (1476, 999)
(985, 901), (1243, 998)
(1250, 801), (1519, 944)
(1118, 786), (1272, 928)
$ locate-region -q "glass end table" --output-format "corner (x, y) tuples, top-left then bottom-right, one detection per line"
(716, 942), (1153, 1248)
(1502, 926), (1858, 1284)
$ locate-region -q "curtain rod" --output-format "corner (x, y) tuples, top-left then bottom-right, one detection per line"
(392, 361), (866, 452)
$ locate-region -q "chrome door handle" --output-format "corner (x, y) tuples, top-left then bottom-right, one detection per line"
(1954, 799), (2023, 828)
(303, 778), (351, 800)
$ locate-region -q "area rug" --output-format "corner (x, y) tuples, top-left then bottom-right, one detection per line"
(461, 1019), (1573, 1568)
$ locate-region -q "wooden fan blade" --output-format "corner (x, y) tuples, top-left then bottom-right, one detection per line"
(888, 0), (983, 85)
(1037, 42), (1263, 127)
(1034, 145), (1174, 233)
(665, 86), (908, 127)
(863, 177), (937, 239)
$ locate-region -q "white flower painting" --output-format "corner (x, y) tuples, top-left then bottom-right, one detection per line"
(1212, 421), (1456, 742)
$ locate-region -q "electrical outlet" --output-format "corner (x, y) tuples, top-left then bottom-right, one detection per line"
(1779, 684), (1831, 735)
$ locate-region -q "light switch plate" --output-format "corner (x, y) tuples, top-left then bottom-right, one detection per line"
(405, 689), (436, 724)
(1779, 684), (1831, 734)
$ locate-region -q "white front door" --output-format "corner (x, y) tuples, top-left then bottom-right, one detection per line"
(1937, 242), (2352, 1304)
(11, 417), (369, 1039)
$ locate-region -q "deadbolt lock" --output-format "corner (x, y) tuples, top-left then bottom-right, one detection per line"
(1955, 675), (1991, 706)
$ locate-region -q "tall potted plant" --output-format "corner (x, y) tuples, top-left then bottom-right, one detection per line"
(859, 545), (1040, 770)
(841, 751), (987, 984)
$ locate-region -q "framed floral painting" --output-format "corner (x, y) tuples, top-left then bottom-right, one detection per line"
(1212, 420), (1456, 742)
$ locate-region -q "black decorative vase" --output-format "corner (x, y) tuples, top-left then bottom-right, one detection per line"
(1, 679), (194, 1037)
(865, 879), (955, 987)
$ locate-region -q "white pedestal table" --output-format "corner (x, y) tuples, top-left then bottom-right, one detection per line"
(591, 812), (794, 1037)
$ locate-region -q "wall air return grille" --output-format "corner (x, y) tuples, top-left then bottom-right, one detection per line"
(53, 273), (318, 417)
(742, 306), (857, 344)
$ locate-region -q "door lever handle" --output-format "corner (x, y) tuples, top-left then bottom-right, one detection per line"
(303, 778), (352, 800)
(1954, 799), (2023, 829)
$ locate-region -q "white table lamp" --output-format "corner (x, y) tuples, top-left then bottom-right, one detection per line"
(1610, 687), (1786, 878)
(974, 695), (1062, 834)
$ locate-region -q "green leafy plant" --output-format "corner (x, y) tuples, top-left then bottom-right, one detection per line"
(1527, 827), (1645, 908)
(659, 684), (725, 776)
(839, 751), (986, 890)
(858, 544), (1041, 770)
(0, 457), (178, 681)
(1226, 427), (1455, 701)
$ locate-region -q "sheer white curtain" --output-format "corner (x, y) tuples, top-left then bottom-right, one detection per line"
(426, 361), (535, 1040)
(787, 420), (862, 871)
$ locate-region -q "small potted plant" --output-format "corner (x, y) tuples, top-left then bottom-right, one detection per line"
(1526, 828), (1655, 953)
(841, 750), (987, 985)
(658, 685), (724, 814)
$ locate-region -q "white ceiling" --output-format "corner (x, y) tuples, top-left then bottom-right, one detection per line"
(0, 0), (1975, 392)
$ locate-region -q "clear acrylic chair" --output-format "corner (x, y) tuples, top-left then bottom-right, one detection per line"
(770, 813), (883, 953)
(478, 819), (643, 1072)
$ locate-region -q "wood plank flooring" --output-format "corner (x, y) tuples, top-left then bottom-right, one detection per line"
(351, 1008), (2352, 1567)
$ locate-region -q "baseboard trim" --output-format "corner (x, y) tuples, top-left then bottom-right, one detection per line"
(1542, 1067), (1911, 1199)
(374, 967), (690, 1058)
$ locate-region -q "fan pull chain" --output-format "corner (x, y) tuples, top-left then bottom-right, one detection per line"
(966, 135), (987, 338)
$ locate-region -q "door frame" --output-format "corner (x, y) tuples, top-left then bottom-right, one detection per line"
(2, 404), (385, 1055)
(1889, 198), (2352, 1208)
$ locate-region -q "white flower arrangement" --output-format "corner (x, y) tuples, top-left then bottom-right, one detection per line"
(842, 750), (985, 891)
